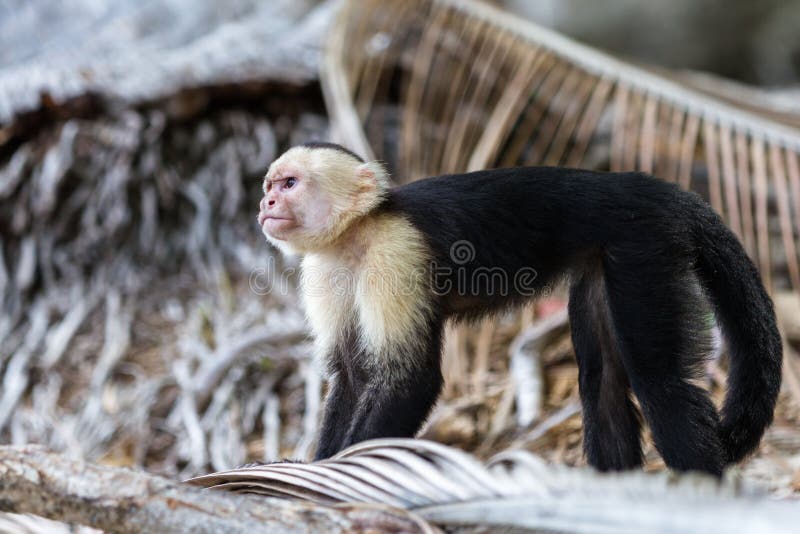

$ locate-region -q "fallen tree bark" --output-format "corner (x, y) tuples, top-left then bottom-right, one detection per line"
(0, 445), (426, 533)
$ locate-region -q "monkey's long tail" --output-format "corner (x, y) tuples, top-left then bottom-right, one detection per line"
(693, 205), (782, 465)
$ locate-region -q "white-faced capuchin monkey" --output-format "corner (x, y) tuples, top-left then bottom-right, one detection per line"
(257, 141), (782, 476)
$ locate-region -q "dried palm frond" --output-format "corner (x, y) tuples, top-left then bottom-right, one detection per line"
(322, 0), (800, 295)
(0, 513), (99, 534)
(187, 438), (800, 533)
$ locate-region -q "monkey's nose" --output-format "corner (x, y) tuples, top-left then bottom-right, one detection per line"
(268, 199), (276, 207)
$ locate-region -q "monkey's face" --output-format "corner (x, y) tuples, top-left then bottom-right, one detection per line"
(258, 146), (390, 255)
(258, 159), (333, 246)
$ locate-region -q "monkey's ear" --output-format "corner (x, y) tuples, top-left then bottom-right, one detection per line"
(356, 161), (390, 192)
(356, 163), (376, 184)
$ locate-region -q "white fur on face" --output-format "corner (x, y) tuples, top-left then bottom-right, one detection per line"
(259, 151), (334, 253)
(258, 146), (390, 254)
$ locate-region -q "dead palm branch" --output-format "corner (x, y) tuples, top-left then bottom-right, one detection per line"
(322, 0), (800, 296)
(187, 438), (800, 533)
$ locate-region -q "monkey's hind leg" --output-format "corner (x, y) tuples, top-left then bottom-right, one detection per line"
(603, 256), (724, 477)
(569, 271), (643, 471)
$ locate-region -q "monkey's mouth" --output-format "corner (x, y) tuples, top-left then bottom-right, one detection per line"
(261, 215), (295, 234)
(258, 212), (289, 225)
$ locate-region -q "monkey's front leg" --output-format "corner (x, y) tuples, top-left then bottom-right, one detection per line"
(336, 357), (444, 455)
(314, 370), (365, 460)
(314, 355), (443, 460)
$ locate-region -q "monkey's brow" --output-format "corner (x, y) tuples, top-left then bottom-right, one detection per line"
(264, 176), (290, 189)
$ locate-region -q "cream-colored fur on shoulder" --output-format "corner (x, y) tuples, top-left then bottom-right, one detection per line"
(300, 252), (356, 363)
(300, 212), (433, 374)
(355, 214), (432, 363)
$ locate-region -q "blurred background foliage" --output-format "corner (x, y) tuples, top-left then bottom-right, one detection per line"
(503, 0), (800, 86)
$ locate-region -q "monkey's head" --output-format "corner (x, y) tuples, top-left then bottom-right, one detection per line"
(258, 143), (389, 255)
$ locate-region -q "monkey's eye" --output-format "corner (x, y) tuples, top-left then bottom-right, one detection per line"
(284, 177), (297, 189)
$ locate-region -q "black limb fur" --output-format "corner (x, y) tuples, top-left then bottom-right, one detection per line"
(314, 372), (365, 460)
(313, 324), (444, 461)
(602, 239), (725, 476)
(569, 267), (643, 471)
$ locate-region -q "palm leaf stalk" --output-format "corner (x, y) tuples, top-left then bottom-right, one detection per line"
(322, 0), (800, 294)
(188, 438), (800, 533)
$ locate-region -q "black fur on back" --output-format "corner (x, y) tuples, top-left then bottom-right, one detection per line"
(373, 166), (781, 474)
